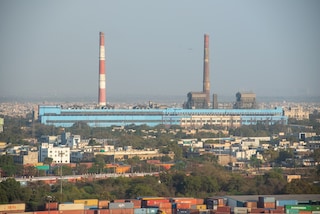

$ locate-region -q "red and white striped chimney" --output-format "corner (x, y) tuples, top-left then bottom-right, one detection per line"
(98, 32), (106, 106)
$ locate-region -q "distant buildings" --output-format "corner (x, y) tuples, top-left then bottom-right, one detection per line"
(0, 118), (3, 133)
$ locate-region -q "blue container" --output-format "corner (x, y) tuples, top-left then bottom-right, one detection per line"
(134, 208), (159, 214)
(276, 200), (298, 207)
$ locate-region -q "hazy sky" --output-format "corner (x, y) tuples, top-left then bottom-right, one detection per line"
(0, 0), (319, 102)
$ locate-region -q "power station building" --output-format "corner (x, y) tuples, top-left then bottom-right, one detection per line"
(38, 33), (288, 129)
(38, 105), (287, 128)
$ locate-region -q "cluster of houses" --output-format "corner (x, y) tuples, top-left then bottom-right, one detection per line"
(1, 125), (319, 174)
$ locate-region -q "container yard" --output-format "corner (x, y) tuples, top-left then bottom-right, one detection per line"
(0, 195), (319, 214)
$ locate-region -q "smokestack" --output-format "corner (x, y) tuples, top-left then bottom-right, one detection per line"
(203, 34), (210, 106)
(98, 32), (106, 106)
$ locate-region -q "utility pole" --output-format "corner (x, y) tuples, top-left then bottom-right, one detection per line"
(58, 151), (65, 202)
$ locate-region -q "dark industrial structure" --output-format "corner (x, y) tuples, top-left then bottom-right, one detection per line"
(233, 92), (257, 109)
(184, 34), (213, 109)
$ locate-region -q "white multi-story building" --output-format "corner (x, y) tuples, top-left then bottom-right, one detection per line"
(39, 143), (70, 163)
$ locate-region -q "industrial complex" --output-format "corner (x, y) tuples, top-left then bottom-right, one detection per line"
(38, 33), (288, 128)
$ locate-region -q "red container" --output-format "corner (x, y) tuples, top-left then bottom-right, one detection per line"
(172, 198), (198, 205)
(34, 211), (59, 214)
(216, 206), (231, 213)
(45, 202), (59, 210)
(99, 210), (111, 214)
(142, 199), (170, 207)
(86, 210), (96, 214)
(249, 208), (266, 213)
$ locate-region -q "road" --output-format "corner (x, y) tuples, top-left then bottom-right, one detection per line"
(1, 172), (160, 183)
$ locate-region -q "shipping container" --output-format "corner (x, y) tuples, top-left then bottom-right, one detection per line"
(109, 208), (134, 214)
(249, 208), (267, 213)
(299, 212), (312, 214)
(286, 209), (300, 214)
(216, 206), (231, 213)
(206, 198), (225, 208)
(175, 208), (191, 214)
(198, 209), (211, 214)
(134, 208), (159, 214)
(175, 203), (192, 209)
(113, 199), (127, 203)
(286, 206), (320, 211)
(245, 201), (257, 208)
(86, 210), (96, 214)
(45, 202), (59, 210)
(159, 208), (173, 214)
(269, 209), (285, 214)
(234, 207), (248, 214)
(99, 210), (110, 214)
(171, 198), (198, 205)
(258, 197), (275, 203)
(0, 203), (26, 212)
(56, 210), (86, 214)
(109, 202), (134, 209)
(33, 211), (59, 214)
(74, 199), (99, 206)
(85, 205), (98, 210)
(195, 199), (205, 205)
(259, 202), (275, 209)
(59, 203), (85, 211)
(159, 203), (173, 209)
(142, 199), (171, 208)
(126, 199), (142, 208)
(276, 200), (298, 207)
(99, 200), (110, 209)
(191, 205), (206, 210)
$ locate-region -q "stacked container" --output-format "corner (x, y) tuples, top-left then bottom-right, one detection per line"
(258, 197), (276, 209)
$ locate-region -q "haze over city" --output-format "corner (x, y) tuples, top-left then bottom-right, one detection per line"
(0, 0), (319, 103)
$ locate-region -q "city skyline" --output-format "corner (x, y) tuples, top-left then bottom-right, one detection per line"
(0, 1), (319, 103)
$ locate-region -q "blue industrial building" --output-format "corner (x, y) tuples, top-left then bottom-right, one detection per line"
(38, 105), (287, 128)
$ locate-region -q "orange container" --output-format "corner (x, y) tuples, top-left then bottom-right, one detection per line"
(126, 199), (141, 208)
(99, 200), (110, 209)
(172, 198), (198, 205)
(159, 203), (173, 209)
(176, 203), (192, 209)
